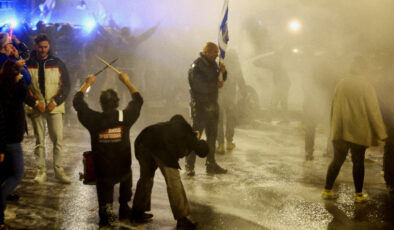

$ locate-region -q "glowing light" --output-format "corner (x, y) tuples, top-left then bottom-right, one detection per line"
(289, 20), (301, 31)
(292, 48), (299, 54)
(1, 17), (18, 28)
(83, 18), (96, 33)
(9, 19), (18, 28)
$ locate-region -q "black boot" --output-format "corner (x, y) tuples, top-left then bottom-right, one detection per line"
(119, 203), (130, 219)
(99, 204), (117, 226)
(129, 210), (153, 223)
(206, 161), (227, 174)
(177, 217), (197, 229)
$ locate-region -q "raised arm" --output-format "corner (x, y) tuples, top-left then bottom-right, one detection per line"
(78, 74), (96, 94)
(118, 72), (138, 94)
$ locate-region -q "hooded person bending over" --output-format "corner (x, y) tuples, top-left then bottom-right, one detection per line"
(131, 114), (209, 229)
(73, 73), (143, 226)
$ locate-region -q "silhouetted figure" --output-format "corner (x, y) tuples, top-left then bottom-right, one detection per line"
(216, 49), (246, 153)
(73, 73), (143, 226)
(25, 34), (71, 184)
(185, 42), (227, 176)
(322, 56), (387, 203)
(0, 60), (29, 230)
(131, 115), (208, 229)
(376, 60), (394, 193)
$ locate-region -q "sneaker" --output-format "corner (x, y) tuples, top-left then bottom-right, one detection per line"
(355, 192), (368, 203)
(177, 217), (197, 229)
(206, 162), (227, 174)
(55, 168), (71, 184)
(118, 203), (130, 219)
(99, 204), (117, 226)
(216, 144), (225, 154)
(226, 142), (236, 151)
(34, 171), (47, 184)
(321, 189), (338, 200)
(129, 211), (153, 223)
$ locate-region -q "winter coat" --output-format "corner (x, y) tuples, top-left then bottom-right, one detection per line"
(73, 91), (143, 180)
(25, 51), (70, 114)
(0, 73), (28, 144)
(330, 75), (387, 146)
(188, 53), (227, 103)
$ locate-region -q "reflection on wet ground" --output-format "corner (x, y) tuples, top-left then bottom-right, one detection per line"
(4, 117), (394, 229)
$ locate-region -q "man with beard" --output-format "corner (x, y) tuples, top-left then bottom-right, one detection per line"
(25, 34), (71, 184)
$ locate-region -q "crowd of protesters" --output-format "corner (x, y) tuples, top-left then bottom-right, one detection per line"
(1, 16), (394, 230)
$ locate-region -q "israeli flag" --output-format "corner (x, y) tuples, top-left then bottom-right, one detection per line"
(218, 0), (229, 63)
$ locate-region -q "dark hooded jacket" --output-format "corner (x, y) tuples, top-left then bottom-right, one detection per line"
(134, 115), (208, 169)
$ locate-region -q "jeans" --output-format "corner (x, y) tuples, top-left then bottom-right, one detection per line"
(325, 140), (366, 193)
(1, 143), (24, 218)
(30, 113), (64, 173)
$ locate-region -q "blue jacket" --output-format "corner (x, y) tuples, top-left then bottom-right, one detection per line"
(0, 52), (31, 85)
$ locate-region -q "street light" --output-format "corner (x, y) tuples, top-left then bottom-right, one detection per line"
(289, 20), (301, 32)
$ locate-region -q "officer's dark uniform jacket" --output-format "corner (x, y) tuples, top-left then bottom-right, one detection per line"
(73, 91), (143, 180)
(188, 53), (227, 103)
(135, 115), (202, 169)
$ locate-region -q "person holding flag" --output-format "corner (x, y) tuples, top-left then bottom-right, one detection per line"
(186, 0), (229, 176)
(186, 42), (227, 175)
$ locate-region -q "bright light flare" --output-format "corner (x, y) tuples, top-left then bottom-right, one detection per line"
(83, 18), (96, 33)
(292, 48), (299, 54)
(9, 19), (18, 28)
(289, 20), (301, 31)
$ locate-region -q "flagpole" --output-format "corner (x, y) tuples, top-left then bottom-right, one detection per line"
(218, 0), (229, 82)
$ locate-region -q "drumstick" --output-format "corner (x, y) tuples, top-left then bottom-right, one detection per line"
(96, 56), (121, 74)
(94, 58), (118, 76)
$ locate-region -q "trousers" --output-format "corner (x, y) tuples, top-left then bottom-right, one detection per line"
(30, 112), (64, 173)
(325, 140), (366, 193)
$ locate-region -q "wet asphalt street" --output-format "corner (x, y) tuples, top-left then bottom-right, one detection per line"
(3, 114), (394, 230)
